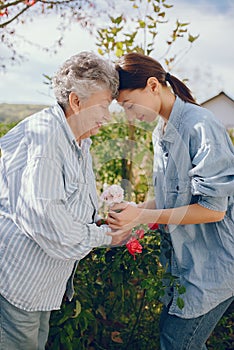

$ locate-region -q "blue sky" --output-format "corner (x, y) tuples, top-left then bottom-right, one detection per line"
(0, 0), (233, 105)
(185, 0), (232, 13)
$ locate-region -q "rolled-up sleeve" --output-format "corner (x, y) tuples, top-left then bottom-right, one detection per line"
(14, 157), (112, 260)
(188, 122), (234, 212)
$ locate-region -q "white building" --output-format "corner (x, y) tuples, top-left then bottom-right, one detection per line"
(201, 91), (234, 129)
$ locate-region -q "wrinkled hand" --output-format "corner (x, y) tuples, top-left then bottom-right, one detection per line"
(107, 228), (132, 247)
(108, 202), (142, 231)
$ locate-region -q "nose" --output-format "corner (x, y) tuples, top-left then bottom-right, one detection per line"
(124, 109), (135, 122)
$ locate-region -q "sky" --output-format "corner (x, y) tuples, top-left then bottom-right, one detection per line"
(0, 0), (233, 105)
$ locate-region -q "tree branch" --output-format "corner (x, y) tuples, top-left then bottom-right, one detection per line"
(37, 0), (79, 4)
(0, 0), (24, 11)
(0, 4), (30, 28)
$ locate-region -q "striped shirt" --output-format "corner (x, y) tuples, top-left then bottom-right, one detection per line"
(0, 104), (112, 311)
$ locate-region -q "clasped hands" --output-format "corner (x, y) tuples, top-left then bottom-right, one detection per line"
(106, 202), (142, 246)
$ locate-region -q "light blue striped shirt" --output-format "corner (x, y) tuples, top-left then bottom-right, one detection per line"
(0, 104), (112, 311)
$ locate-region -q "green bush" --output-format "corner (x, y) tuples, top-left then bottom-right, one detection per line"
(47, 230), (165, 350)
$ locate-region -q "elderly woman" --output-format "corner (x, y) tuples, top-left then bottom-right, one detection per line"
(0, 51), (131, 350)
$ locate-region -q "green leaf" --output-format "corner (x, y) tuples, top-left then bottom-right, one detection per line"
(153, 4), (160, 12)
(163, 4), (173, 8)
(116, 41), (123, 49)
(180, 22), (190, 27)
(71, 300), (82, 318)
(109, 15), (123, 25)
(111, 27), (118, 35)
(116, 48), (123, 57)
(178, 285), (186, 295)
(56, 314), (70, 325)
(42, 74), (52, 81)
(116, 15), (123, 25)
(176, 297), (185, 310)
(111, 26), (123, 36)
(78, 313), (89, 332)
(109, 15), (116, 23)
(149, 30), (158, 39)
(138, 20), (146, 28)
(97, 48), (104, 55)
(147, 48), (153, 55)
(188, 33), (200, 43)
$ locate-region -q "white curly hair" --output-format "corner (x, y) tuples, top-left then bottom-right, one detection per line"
(52, 51), (119, 108)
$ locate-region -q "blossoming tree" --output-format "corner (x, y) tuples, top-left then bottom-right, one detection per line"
(0, 0), (108, 69)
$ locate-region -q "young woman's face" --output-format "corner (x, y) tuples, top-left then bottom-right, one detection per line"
(117, 87), (161, 123)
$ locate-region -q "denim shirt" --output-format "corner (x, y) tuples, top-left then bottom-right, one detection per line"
(153, 96), (234, 318)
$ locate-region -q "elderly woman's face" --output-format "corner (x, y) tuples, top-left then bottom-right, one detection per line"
(67, 89), (112, 141)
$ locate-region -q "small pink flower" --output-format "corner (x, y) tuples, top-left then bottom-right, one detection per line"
(100, 184), (124, 206)
(135, 229), (144, 239)
(126, 237), (143, 260)
(148, 223), (159, 230)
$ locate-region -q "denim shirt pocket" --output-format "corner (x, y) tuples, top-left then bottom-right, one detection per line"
(165, 178), (192, 208)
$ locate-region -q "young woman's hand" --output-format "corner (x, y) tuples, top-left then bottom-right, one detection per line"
(108, 202), (142, 230)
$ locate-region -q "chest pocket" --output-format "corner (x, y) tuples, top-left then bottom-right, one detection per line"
(165, 179), (192, 208)
(65, 181), (95, 224)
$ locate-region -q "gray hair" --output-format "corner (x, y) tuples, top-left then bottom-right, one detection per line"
(52, 51), (119, 107)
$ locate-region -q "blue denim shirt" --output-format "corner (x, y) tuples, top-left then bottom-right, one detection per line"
(153, 96), (234, 318)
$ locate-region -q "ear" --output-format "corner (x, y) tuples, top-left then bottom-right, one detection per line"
(68, 92), (80, 113)
(146, 77), (160, 94)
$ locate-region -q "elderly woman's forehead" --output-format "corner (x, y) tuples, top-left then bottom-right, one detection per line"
(89, 89), (112, 101)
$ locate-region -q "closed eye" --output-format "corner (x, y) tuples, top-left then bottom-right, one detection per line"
(125, 103), (133, 110)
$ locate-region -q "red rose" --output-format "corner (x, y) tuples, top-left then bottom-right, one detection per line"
(135, 229), (144, 239)
(126, 237), (143, 260)
(148, 223), (159, 230)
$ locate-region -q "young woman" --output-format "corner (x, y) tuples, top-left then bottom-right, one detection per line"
(108, 52), (234, 350)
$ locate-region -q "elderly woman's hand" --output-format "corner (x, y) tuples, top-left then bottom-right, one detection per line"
(107, 202), (142, 231)
(107, 228), (132, 247)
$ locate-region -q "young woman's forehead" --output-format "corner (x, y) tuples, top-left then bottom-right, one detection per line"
(117, 89), (137, 102)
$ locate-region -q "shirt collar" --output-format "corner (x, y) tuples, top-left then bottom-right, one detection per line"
(51, 103), (92, 154)
(159, 96), (185, 143)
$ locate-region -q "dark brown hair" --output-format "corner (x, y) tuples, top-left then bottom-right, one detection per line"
(116, 52), (198, 105)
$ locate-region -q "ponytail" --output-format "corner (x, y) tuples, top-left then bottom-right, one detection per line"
(116, 53), (198, 106)
(165, 72), (198, 105)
